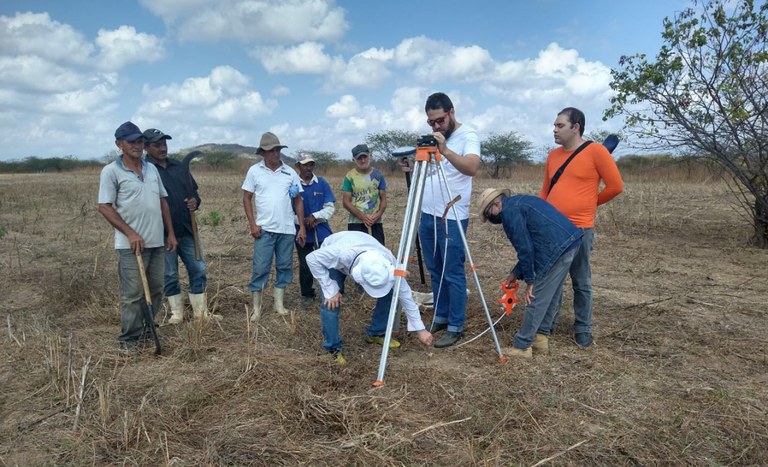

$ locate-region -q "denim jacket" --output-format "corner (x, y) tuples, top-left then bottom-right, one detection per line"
(500, 195), (582, 284)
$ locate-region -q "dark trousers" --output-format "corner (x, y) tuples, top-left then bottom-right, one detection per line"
(295, 240), (320, 298)
(347, 222), (385, 246)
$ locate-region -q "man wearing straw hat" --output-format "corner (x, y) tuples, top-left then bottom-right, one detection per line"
(242, 132), (306, 321)
(306, 231), (433, 365)
(477, 189), (583, 358)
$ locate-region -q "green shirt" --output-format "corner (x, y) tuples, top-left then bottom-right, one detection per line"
(341, 168), (387, 224)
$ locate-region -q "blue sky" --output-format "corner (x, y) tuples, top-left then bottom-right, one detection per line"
(0, 0), (692, 161)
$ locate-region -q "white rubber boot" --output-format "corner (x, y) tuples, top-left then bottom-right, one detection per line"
(166, 294), (184, 325)
(250, 292), (262, 322)
(189, 292), (221, 321)
(273, 287), (288, 316)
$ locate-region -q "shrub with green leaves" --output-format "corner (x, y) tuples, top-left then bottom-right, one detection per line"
(204, 211), (221, 227)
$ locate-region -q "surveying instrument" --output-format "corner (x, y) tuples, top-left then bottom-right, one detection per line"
(373, 135), (508, 387)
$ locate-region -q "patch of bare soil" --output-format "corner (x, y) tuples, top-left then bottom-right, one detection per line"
(1, 171), (766, 465)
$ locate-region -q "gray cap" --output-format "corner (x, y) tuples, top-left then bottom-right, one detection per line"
(351, 143), (370, 159)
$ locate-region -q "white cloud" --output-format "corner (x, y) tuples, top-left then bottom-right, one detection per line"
(325, 94), (359, 118)
(0, 55), (85, 93)
(271, 85), (291, 96)
(0, 12), (93, 65)
(254, 42), (393, 90)
(95, 26), (165, 71)
(326, 51), (392, 88)
(141, 0), (348, 44)
(254, 42), (334, 74)
(393, 36), (442, 68)
(137, 66), (276, 126)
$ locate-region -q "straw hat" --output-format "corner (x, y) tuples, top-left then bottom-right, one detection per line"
(257, 132), (287, 153)
(476, 188), (510, 222)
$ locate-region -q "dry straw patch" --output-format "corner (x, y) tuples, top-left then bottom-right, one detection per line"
(1, 167), (767, 465)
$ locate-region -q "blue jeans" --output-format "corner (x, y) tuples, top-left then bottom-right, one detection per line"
(117, 247), (164, 343)
(547, 228), (595, 335)
(513, 247), (577, 349)
(320, 269), (394, 353)
(164, 234), (207, 295)
(248, 231), (294, 292)
(419, 213), (468, 333)
(571, 228), (594, 334)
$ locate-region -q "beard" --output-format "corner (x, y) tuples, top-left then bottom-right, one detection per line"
(486, 212), (503, 224)
(442, 117), (456, 140)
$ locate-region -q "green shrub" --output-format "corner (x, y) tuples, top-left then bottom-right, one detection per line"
(204, 211), (222, 227)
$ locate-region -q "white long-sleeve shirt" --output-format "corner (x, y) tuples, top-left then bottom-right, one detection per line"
(306, 231), (426, 332)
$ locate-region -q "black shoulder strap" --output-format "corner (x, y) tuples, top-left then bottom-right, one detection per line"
(547, 141), (592, 196)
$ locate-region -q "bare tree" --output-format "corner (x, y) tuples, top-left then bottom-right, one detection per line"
(606, 0), (768, 247)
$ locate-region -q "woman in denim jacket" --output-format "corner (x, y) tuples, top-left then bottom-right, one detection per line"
(477, 189), (583, 358)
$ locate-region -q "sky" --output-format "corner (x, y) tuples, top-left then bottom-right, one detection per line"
(0, 0), (693, 162)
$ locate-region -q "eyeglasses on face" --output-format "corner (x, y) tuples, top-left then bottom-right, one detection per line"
(427, 114), (449, 127)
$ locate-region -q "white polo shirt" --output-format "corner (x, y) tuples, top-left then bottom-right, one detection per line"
(98, 156), (168, 249)
(241, 161), (303, 235)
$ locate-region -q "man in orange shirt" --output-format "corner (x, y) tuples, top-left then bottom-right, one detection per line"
(540, 107), (623, 348)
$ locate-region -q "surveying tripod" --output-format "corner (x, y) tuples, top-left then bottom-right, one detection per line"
(373, 137), (508, 387)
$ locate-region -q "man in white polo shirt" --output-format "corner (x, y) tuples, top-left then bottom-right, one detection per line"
(242, 132), (306, 320)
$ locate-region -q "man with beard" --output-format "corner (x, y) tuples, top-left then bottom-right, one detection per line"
(540, 107), (623, 348)
(477, 188), (583, 358)
(419, 92), (481, 348)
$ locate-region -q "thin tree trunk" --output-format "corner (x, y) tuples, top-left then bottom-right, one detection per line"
(755, 197), (768, 249)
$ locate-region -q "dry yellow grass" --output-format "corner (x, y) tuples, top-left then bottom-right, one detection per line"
(0, 167), (766, 465)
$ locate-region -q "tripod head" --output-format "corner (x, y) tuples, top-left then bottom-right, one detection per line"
(415, 134), (440, 163)
(417, 134), (437, 148)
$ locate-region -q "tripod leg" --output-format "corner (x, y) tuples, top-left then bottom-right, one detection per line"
(374, 157), (430, 387)
(433, 164), (506, 361)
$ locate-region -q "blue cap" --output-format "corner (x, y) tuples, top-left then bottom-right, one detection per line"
(114, 121), (144, 142)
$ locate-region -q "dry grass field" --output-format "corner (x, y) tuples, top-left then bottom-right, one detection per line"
(1, 165), (767, 466)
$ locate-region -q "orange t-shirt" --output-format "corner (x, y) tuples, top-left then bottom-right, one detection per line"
(540, 143), (623, 228)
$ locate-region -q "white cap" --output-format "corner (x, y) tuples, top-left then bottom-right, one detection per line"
(350, 251), (395, 298)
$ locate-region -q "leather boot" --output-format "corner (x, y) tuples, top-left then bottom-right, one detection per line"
(273, 287), (288, 316)
(504, 346), (533, 359)
(532, 334), (549, 354)
(250, 292), (262, 322)
(166, 294), (184, 325)
(189, 292), (221, 321)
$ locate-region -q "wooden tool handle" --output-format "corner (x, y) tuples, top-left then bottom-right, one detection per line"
(136, 254), (152, 303)
(191, 212), (201, 261)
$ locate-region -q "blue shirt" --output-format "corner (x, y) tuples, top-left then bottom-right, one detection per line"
(297, 175), (335, 245)
(499, 195), (583, 284)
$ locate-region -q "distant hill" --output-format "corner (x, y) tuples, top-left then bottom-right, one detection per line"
(181, 143), (296, 164)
